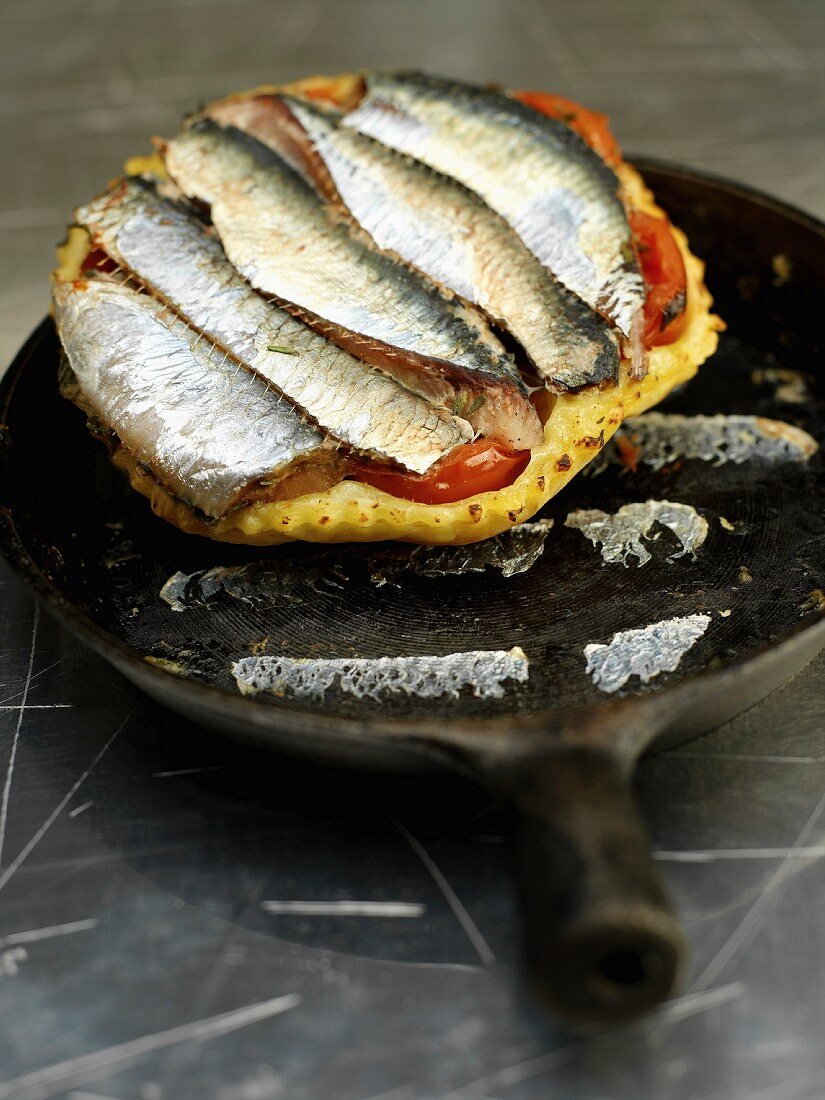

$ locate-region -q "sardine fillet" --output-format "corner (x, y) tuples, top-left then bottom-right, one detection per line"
(76, 179), (471, 473)
(345, 71), (645, 342)
(266, 94), (620, 391)
(163, 121), (543, 449)
(53, 276), (324, 518)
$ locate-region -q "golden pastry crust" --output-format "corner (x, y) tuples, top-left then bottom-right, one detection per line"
(61, 74), (723, 547)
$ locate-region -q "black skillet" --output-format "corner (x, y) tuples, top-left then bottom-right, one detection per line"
(1, 162), (824, 1024)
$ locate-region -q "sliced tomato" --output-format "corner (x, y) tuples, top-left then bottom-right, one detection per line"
(629, 210), (688, 347)
(512, 90), (623, 168)
(355, 439), (530, 504)
(81, 247), (118, 274)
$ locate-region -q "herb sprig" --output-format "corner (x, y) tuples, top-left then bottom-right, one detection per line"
(452, 392), (487, 418)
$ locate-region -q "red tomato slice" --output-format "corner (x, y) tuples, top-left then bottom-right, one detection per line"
(355, 439), (530, 504)
(629, 210), (688, 347)
(81, 247), (118, 274)
(512, 90), (623, 168)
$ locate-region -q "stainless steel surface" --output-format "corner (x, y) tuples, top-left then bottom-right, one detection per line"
(0, 562), (824, 1100)
(1, 2), (824, 1098)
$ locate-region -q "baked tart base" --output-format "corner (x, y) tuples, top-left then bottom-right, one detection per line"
(58, 75), (723, 547)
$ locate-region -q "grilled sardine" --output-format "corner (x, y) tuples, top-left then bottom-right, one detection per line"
(213, 93), (619, 392)
(163, 120), (543, 450)
(345, 71), (645, 354)
(75, 178), (471, 473)
(53, 275), (337, 518)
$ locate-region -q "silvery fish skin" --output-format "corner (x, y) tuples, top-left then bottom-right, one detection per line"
(226, 93), (619, 392)
(163, 120), (543, 451)
(75, 178), (471, 474)
(52, 275), (325, 518)
(345, 71), (645, 347)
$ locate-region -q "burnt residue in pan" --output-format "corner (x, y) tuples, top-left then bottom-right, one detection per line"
(158, 518), (555, 613)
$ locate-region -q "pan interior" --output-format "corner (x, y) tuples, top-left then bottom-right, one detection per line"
(1, 167), (823, 728)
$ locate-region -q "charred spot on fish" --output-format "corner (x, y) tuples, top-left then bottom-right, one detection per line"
(536, 475), (545, 490)
(555, 454), (572, 471)
(468, 503), (483, 521)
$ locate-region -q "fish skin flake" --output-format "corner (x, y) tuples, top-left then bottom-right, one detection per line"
(233, 648), (529, 701)
(600, 413), (817, 472)
(565, 500), (708, 567)
(584, 614), (711, 693)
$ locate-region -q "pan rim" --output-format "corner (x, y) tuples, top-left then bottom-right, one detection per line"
(628, 155), (825, 239)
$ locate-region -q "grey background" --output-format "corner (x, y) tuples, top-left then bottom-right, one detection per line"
(1, 2), (824, 1099)
(2, 0), (824, 367)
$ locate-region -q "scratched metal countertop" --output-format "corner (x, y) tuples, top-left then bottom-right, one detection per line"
(1, 2), (824, 1099)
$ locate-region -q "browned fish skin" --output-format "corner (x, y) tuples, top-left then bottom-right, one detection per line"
(209, 95), (327, 185)
(215, 92), (619, 392)
(345, 71), (645, 353)
(163, 119), (543, 451)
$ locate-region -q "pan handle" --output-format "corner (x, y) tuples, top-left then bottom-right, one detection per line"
(491, 745), (686, 1023)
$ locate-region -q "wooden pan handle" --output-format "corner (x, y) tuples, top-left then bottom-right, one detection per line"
(493, 746), (686, 1023)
